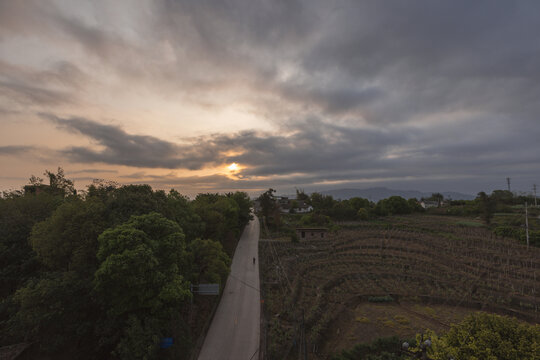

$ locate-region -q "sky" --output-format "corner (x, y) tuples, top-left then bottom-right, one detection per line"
(1, 0), (539, 197)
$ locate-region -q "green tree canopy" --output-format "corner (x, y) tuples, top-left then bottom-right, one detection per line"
(192, 193), (241, 243)
(258, 188), (277, 220)
(428, 313), (540, 360)
(30, 197), (107, 273)
(188, 238), (230, 285)
(93, 213), (192, 359)
(94, 212), (191, 317)
(374, 196), (413, 216)
(0, 188), (63, 296)
(476, 191), (495, 224)
(10, 271), (99, 357)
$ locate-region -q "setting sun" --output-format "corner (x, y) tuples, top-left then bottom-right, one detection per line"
(228, 162), (239, 171)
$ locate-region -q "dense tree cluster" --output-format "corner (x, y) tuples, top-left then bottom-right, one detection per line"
(305, 192), (423, 221)
(0, 170), (252, 359)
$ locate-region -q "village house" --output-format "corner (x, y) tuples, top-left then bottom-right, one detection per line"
(295, 227), (328, 240)
(420, 200), (439, 209)
(277, 196), (313, 213)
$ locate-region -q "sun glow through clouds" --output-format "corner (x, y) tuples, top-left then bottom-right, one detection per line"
(228, 163), (239, 171)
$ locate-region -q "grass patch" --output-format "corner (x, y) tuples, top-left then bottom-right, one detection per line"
(355, 316), (371, 323)
(423, 306), (437, 317)
(455, 220), (484, 227)
(393, 315), (410, 325)
(381, 319), (395, 328)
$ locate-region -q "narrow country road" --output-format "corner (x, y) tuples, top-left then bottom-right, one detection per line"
(198, 215), (260, 360)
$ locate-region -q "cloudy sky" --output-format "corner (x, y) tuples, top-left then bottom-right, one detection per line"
(1, 0), (539, 197)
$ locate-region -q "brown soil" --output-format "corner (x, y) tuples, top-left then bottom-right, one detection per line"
(321, 302), (475, 357)
(259, 215), (540, 359)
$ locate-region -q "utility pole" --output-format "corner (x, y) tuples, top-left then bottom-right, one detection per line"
(534, 184), (537, 207)
(506, 177), (511, 192)
(525, 201), (530, 250)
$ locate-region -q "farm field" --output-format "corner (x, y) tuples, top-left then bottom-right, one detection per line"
(259, 215), (540, 359)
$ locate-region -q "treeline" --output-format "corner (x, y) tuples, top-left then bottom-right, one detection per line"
(258, 189), (423, 226)
(0, 169), (252, 359)
(310, 192), (423, 220)
(445, 190), (537, 219)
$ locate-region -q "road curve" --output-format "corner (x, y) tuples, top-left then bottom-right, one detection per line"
(198, 215), (260, 360)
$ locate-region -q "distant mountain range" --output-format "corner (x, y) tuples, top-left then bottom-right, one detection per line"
(317, 187), (476, 202)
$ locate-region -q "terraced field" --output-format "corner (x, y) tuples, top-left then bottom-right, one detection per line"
(259, 215), (540, 359)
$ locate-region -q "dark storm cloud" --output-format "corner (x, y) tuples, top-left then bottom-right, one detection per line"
(0, 60), (84, 106)
(0, 145), (59, 163)
(0, 80), (73, 106)
(0, 145), (36, 156)
(146, 0), (540, 126)
(43, 114), (218, 170)
(42, 114), (407, 174)
(40, 113), (539, 194)
(2, 1), (540, 194)
(67, 169), (118, 175)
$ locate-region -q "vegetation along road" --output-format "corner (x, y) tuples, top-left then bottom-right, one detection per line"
(198, 215), (261, 360)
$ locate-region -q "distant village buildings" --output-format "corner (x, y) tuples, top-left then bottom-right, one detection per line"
(420, 200), (439, 209)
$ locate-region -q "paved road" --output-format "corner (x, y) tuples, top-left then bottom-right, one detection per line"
(198, 216), (260, 360)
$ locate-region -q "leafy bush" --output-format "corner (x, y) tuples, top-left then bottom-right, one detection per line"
(494, 226), (540, 247)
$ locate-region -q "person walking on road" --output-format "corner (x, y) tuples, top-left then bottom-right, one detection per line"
(253, 257), (256, 265)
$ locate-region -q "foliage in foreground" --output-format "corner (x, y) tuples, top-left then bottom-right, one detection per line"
(427, 313), (540, 360)
(333, 313), (540, 360)
(0, 170), (252, 360)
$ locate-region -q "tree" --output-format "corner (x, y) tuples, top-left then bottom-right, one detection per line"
(295, 188), (310, 203)
(477, 192), (495, 224)
(44, 167), (76, 196)
(188, 238), (230, 285)
(227, 191), (253, 228)
(490, 190), (514, 204)
(289, 200), (299, 214)
(0, 190), (62, 296)
(104, 185), (167, 225)
(94, 212), (191, 316)
(374, 196), (412, 216)
(407, 198), (424, 212)
(357, 208), (370, 220)
(192, 194), (241, 243)
(258, 188), (276, 220)
(86, 179), (119, 201)
(310, 192), (335, 212)
(94, 213), (192, 359)
(349, 197), (371, 211)
(30, 197), (107, 273)
(431, 193), (444, 207)
(428, 313), (540, 360)
(10, 271), (99, 358)
(162, 189), (204, 243)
